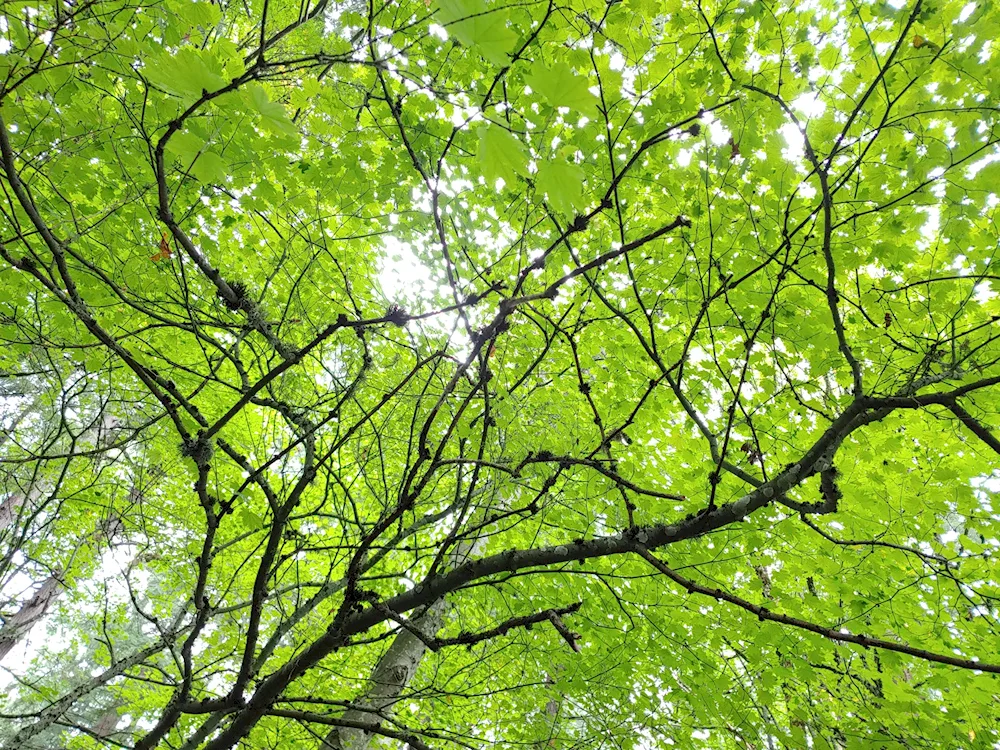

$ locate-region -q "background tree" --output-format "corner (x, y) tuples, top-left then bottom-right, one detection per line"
(1, 0), (999, 748)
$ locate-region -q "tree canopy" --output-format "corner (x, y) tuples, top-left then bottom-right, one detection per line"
(1, 0), (999, 747)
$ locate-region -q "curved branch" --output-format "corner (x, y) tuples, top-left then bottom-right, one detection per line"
(634, 545), (1000, 675)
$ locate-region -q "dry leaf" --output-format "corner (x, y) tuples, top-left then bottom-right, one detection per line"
(151, 232), (173, 263)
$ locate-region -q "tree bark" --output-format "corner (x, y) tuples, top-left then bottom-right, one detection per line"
(320, 598), (448, 750)
(0, 483), (43, 529)
(320, 488), (498, 750)
(0, 573), (63, 661)
(0, 498), (128, 663)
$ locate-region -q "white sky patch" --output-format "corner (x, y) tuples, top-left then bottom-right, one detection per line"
(976, 472), (1000, 494)
(920, 204), (941, 239)
(374, 236), (434, 299)
(779, 122), (806, 162)
(452, 106), (479, 127)
(939, 529), (961, 544)
(376, 233), (474, 360)
(791, 91), (826, 119)
(964, 149), (1000, 179)
(706, 118), (731, 146)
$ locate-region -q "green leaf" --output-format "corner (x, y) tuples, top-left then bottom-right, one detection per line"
(478, 124), (529, 185)
(536, 160), (586, 214)
(169, 0), (222, 28)
(144, 48), (226, 99)
(526, 62), (600, 119)
(238, 507), (263, 530)
(191, 150), (227, 182)
(245, 84), (297, 136)
(435, 0), (517, 66)
(166, 131), (205, 159)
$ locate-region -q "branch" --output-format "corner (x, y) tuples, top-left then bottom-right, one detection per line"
(634, 545), (1000, 674)
(945, 401), (1000, 456)
(194, 399), (874, 749)
(7, 638), (170, 746)
(266, 710), (437, 750)
(546, 610), (582, 653)
(800, 515), (949, 566)
(436, 602), (582, 650)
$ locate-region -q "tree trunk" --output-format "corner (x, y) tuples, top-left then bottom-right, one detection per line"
(0, 484), (41, 529)
(0, 573), (63, 661)
(321, 489), (499, 750)
(320, 598), (448, 750)
(0, 498), (128, 663)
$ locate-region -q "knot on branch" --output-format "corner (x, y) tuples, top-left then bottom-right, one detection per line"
(819, 465), (842, 506)
(180, 432), (213, 467)
(548, 610), (582, 653)
(385, 303), (409, 326)
(219, 281), (253, 312)
(276, 342), (300, 361)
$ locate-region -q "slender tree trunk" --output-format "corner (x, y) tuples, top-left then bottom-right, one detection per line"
(92, 705), (120, 737)
(0, 395), (40, 452)
(320, 488), (500, 750)
(0, 499), (127, 663)
(0, 572), (63, 661)
(320, 598), (449, 750)
(0, 483), (42, 529)
(5, 638), (167, 748)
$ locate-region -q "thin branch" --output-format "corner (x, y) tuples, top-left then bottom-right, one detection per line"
(634, 545), (1000, 674)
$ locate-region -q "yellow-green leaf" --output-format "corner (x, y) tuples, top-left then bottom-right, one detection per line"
(478, 125), (529, 186)
(526, 62), (600, 119)
(536, 160), (586, 215)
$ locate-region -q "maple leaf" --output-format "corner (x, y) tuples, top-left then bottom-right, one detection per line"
(151, 233), (173, 263)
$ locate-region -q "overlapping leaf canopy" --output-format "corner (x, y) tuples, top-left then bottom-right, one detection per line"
(1, 0), (999, 748)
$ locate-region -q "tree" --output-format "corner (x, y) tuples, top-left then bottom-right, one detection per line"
(0, 0), (998, 747)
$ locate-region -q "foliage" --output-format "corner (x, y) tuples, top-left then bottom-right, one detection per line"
(0, 0), (999, 748)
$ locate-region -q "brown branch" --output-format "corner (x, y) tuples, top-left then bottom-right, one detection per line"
(547, 610), (582, 653)
(634, 545), (1000, 675)
(435, 602), (582, 650)
(800, 515), (949, 565)
(945, 401), (1000, 456)
(266, 709), (437, 750)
